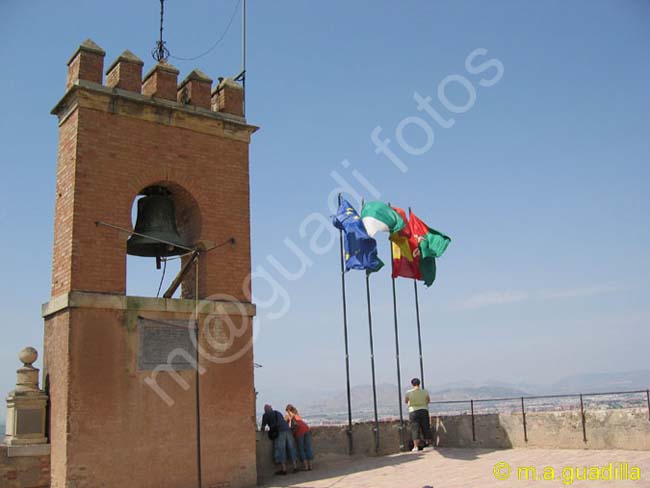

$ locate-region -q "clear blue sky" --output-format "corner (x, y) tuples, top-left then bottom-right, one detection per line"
(1, 0), (649, 413)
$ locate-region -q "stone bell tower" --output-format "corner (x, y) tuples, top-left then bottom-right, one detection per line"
(43, 39), (258, 487)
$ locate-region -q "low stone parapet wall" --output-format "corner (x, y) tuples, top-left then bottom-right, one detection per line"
(436, 407), (650, 450)
(256, 420), (404, 479)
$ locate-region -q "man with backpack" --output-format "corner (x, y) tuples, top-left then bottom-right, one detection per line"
(261, 404), (298, 475)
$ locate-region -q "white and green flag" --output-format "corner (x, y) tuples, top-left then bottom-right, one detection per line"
(360, 201), (405, 237)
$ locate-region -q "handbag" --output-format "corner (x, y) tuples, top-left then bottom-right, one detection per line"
(267, 411), (281, 440)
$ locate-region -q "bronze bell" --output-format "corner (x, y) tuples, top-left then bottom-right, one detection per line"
(126, 193), (189, 257)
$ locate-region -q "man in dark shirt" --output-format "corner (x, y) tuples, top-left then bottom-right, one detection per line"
(261, 404), (298, 474)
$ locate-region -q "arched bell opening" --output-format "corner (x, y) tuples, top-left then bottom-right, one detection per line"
(126, 182), (202, 298)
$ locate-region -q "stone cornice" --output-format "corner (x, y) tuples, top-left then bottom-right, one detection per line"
(51, 80), (258, 143)
(42, 291), (256, 318)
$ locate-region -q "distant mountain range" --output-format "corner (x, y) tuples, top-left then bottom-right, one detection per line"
(428, 386), (530, 401)
(549, 370), (650, 394)
(295, 370), (649, 418)
(422, 369), (650, 397)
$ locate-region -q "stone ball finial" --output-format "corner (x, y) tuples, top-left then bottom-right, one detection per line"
(19, 347), (38, 367)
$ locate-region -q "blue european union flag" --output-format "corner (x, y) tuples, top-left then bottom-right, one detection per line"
(332, 198), (384, 273)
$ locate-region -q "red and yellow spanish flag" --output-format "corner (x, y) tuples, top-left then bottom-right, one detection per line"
(389, 206), (421, 280)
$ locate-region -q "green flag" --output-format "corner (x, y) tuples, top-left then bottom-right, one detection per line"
(409, 211), (451, 286)
(360, 201), (405, 237)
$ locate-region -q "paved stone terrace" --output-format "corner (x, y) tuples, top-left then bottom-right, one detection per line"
(260, 448), (650, 488)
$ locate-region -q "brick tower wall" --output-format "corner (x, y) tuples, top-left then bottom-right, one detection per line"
(44, 40), (258, 488)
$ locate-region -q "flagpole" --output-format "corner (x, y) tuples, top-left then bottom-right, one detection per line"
(337, 193), (354, 455)
(388, 204), (406, 450)
(413, 280), (425, 388)
(360, 198), (380, 453)
(409, 207), (426, 389)
(365, 264), (381, 454)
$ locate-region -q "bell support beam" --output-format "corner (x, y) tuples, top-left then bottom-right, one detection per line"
(162, 250), (199, 299)
(162, 238), (236, 298)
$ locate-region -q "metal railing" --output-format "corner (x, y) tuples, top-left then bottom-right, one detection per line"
(428, 388), (650, 443)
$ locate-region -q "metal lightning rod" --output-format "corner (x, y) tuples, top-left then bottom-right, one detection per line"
(152, 0), (170, 62)
(234, 0), (247, 115)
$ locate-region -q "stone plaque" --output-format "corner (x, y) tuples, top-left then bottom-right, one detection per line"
(16, 409), (42, 435)
(138, 317), (198, 371)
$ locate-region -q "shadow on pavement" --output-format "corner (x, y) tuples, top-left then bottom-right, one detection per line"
(259, 451), (423, 487)
(432, 447), (499, 461)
